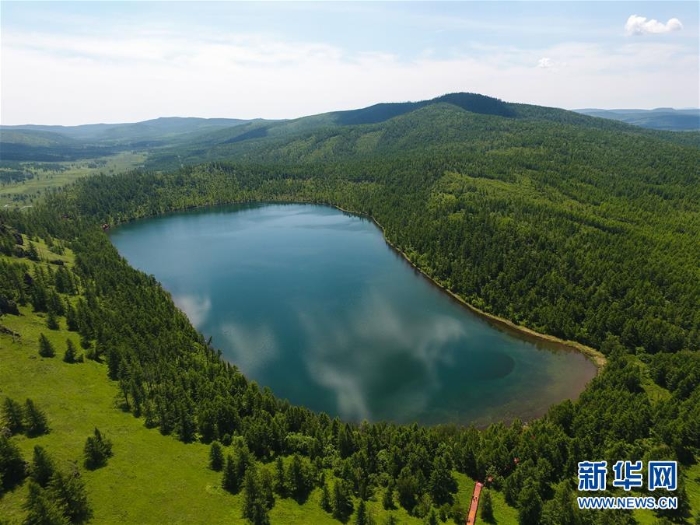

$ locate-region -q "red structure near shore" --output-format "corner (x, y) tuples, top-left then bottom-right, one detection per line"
(466, 481), (483, 525)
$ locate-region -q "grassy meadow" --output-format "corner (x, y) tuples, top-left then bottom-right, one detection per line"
(0, 237), (520, 524)
(0, 152), (146, 208)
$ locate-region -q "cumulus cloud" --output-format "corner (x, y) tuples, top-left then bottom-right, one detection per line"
(625, 15), (683, 36)
(536, 57), (567, 72)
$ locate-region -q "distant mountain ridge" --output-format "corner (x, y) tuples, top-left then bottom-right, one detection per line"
(574, 108), (700, 131)
(2, 93), (698, 164)
(1, 116), (252, 143)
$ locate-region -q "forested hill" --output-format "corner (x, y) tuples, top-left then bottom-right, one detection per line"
(2, 92), (700, 523)
(144, 95), (700, 170)
(53, 99), (700, 357)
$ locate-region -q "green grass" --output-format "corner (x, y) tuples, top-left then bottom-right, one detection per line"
(0, 151), (147, 207)
(1, 238), (517, 524)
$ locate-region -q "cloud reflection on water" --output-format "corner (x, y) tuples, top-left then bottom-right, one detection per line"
(173, 294), (211, 327)
(299, 291), (465, 422)
(220, 322), (279, 375)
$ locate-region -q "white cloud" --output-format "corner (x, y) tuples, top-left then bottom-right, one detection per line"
(625, 15), (683, 36)
(1, 26), (698, 125)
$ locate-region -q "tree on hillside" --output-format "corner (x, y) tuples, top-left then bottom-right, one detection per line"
(2, 397), (25, 435)
(222, 454), (239, 494)
(243, 466), (270, 525)
(355, 499), (369, 525)
(480, 490), (494, 523)
(49, 468), (93, 524)
(286, 453), (313, 503)
(428, 455), (457, 506)
(0, 435), (27, 492)
(332, 479), (354, 523)
(24, 399), (49, 437)
(23, 481), (69, 525)
(320, 480), (332, 513)
(63, 339), (79, 363)
(518, 481), (543, 525)
(209, 441), (224, 471)
(83, 428), (112, 470)
(38, 333), (55, 357)
(273, 456), (286, 496)
(31, 446), (56, 488)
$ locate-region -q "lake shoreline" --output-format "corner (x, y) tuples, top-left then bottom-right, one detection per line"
(332, 204), (607, 371)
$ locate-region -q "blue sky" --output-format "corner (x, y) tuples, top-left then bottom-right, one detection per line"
(1, 1), (698, 125)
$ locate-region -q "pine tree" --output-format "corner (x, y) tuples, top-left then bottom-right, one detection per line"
(38, 333), (56, 358)
(518, 481), (543, 525)
(24, 399), (49, 437)
(31, 446), (56, 488)
(428, 455), (457, 506)
(243, 466), (270, 525)
(83, 428), (113, 470)
(287, 453), (312, 503)
(355, 499), (368, 525)
(47, 310), (60, 330)
(27, 242), (40, 261)
(0, 435), (27, 491)
(382, 483), (395, 510)
(320, 480), (332, 513)
(480, 490), (494, 523)
(332, 480), (354, 523)
(426, 508), (439, 525)
(222, 454), (238, 493)
(260, 468), (275, 510)
(274, 456), (286, 496)
(209, 441), (224, 471)
(63, 339), (79, 363)
(2, 397), (24, 435)
(22, 481), (69, 525)
(65, 303), (79, 331)
(49, 469), (93, 524)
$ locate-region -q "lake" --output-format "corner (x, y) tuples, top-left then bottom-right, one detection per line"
(110, 203), (597, 426)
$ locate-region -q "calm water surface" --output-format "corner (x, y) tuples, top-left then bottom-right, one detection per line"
(110, 204), (596, 425)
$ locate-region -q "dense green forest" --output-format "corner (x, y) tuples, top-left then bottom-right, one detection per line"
(2, 95), (699, 523)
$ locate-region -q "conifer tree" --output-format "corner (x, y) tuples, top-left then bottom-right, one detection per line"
(47, 310), (60, 330)
(333, 480), (354, 523)
(63, 339), (78, 364)
(23, 481), (69, 525)
(38, 333), (55, 357)
(0, 435), (27, 491)
(355, 499), (368, 525)
(382, 483), (395, 510)
(2, 397), (24, 435)
(83, 428), (113, 470)
(31, 446), (55, 488)
(480, 490), (494, 523)
(243, 466), (270, 525)
(24, 399), (49, 436)
(260, 468), (275, 511)
(274, 456), (286, 496)
(320, 480), (332, 513)
(49, 469), (93, 524)
(209, 441), (224, 471)
(222, 454), (238, 493)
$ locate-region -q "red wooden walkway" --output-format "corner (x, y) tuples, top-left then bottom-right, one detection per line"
(466, 481), (483, 525)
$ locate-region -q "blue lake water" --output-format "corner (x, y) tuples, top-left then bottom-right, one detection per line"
(110, 203), (596, 425)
